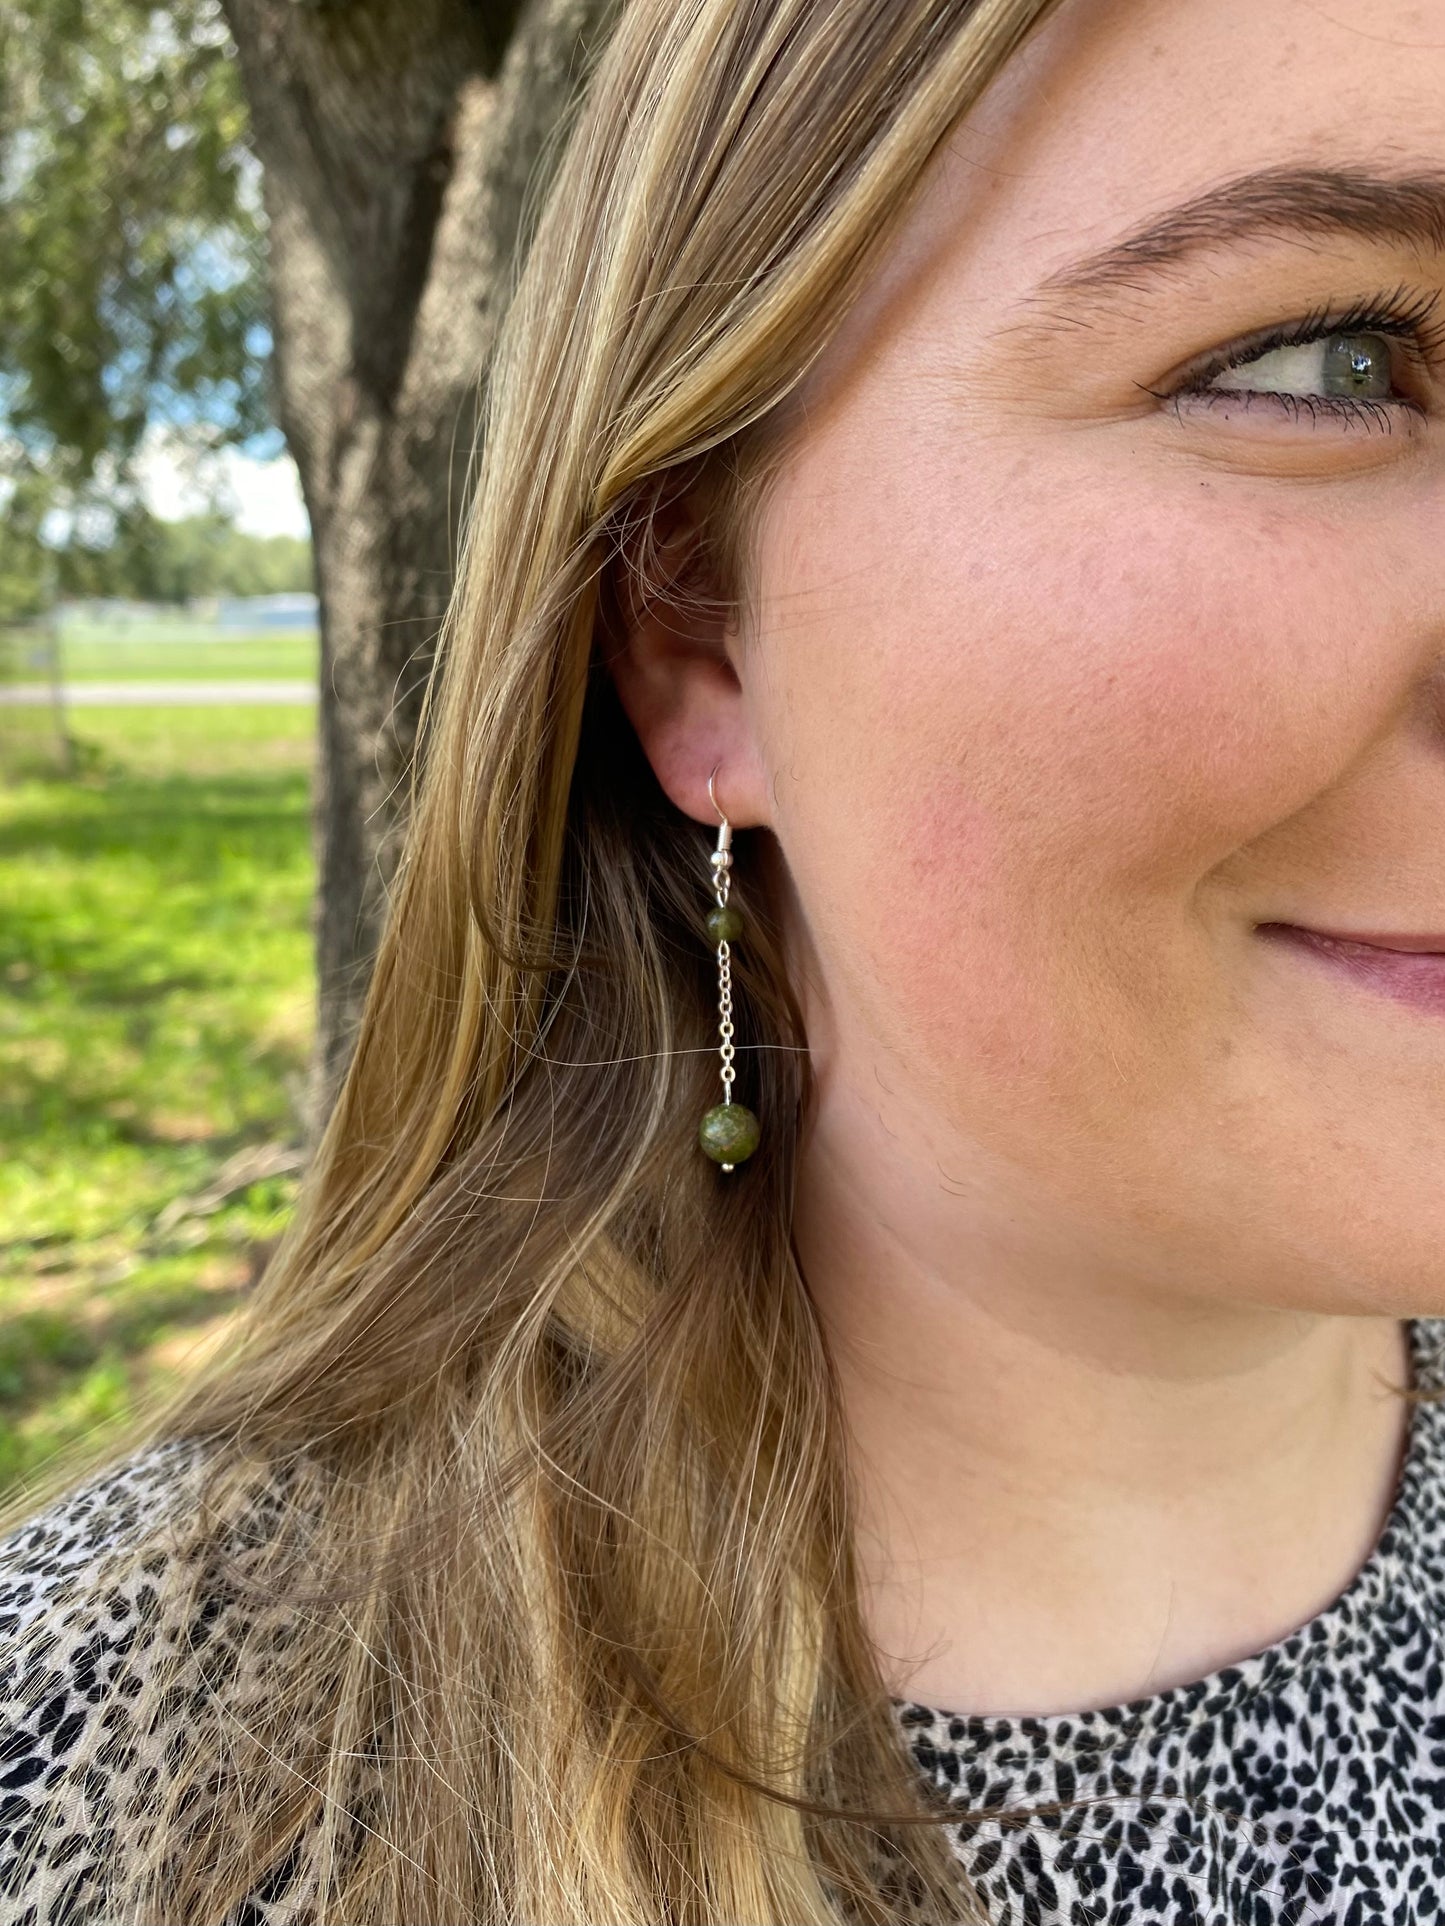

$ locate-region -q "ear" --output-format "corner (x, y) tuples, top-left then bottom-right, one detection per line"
(599, 488), (773, 833)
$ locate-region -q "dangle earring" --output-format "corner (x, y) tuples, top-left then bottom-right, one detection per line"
(698, 766), (760, 1171)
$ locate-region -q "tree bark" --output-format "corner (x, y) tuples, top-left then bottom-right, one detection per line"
(218, 0), (615, 1133)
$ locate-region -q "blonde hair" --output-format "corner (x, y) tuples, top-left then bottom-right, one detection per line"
(10, 2), (1072, 1919)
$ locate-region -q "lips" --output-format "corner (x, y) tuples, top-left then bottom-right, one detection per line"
(1258, 925), (1445, 955)
(1256, 922), (1445, 1017)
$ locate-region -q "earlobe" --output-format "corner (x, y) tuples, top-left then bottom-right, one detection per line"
(600, 501), (773, 834)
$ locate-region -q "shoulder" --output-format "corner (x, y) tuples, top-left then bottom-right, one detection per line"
(0, 1435), (215, 1648)
(0, 1436), (282, 1923)
(1413, 1314), (1445, 1390)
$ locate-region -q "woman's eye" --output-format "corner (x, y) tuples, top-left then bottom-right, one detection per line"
(1206, 330), (1394, 401)
(1155, 324), (1432, 431)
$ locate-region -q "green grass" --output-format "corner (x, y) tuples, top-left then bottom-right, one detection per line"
(55, 630), (318, 681)
(0, 704), (315, 1493)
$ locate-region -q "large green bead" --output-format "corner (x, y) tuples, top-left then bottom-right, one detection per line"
(706, 904), (743, 945)
(698, 1102), (760, 1166)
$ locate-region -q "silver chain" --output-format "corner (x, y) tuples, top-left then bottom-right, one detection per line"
(714, 855), (735, 1105)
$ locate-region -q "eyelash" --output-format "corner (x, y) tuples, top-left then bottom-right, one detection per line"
(1142, 283), (1445, 432)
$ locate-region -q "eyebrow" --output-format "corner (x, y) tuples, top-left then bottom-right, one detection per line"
(1031, 165), (1445, 302)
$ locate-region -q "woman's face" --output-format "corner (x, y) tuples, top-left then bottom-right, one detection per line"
(621, 0), (1445, 1325)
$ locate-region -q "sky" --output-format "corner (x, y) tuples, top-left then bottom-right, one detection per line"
(135, 431), (310, 540)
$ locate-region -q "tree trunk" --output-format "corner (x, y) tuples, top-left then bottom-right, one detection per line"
(219, 0), (616, 1134)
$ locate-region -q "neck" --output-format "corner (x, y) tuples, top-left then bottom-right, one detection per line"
(795, 1101), (1412, 1721)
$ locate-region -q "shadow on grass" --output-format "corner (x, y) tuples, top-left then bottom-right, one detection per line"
(3, 1046), (307, 1152)
(2, 755), (314, 1155)
(0, 772), (311, 874)
(0, 1265), (251, 1416)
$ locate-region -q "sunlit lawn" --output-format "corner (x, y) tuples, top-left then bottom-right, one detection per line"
(0, 705), (315, 1492)
(56, 630), (318, 681)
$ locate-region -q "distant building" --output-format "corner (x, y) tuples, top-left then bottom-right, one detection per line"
(216, 593), (318, 632)
(55, 596), (319, 637)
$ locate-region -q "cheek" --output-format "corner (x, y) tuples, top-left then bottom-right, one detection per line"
(756, 439), (1396, 1118)
(880, 479), (1370, 895)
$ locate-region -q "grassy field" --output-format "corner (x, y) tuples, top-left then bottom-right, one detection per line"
(57, 629), (318, 682)
(0, 703), (315, 1493)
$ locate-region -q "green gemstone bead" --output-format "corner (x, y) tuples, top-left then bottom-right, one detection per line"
(698, 1102), (760, 1166)
(706, 904), (743, 945)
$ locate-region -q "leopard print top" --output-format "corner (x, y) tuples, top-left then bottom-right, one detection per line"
(4, 1316), (1444, 1925)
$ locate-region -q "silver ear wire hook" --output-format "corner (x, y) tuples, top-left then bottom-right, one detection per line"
(708, 765), (731, 845)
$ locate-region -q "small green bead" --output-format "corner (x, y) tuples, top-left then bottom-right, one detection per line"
(706, 904), (744, 945)
(698, 1102), (760, 1166)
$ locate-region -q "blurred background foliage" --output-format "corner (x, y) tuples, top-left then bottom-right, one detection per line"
(1, 0), (614, 1491)
(30, 512), (311, 605)
(0, 0), (298, 1489)
(0, 0), (269, 620)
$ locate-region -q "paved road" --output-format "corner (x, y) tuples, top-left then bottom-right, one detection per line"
(0, 680), (317, 707)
